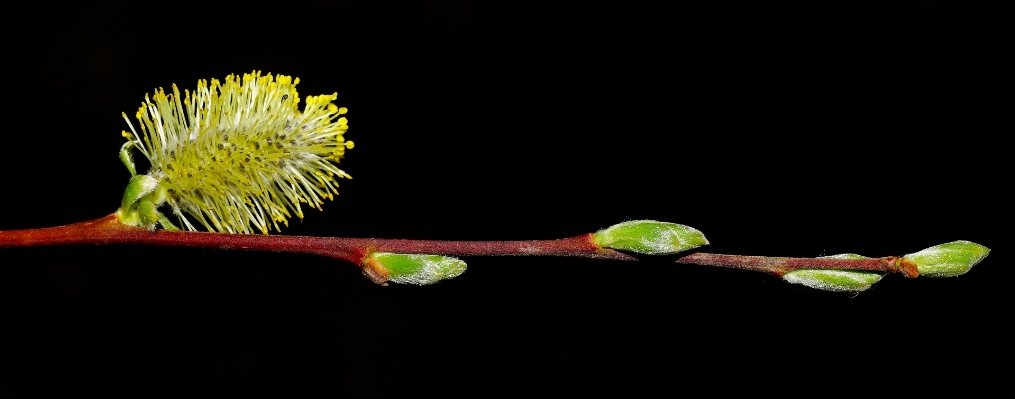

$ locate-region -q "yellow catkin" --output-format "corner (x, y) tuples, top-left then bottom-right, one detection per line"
(121, 71), (351, 234)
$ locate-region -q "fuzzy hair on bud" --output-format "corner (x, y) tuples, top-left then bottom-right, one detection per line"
(593, 220), (708, 255)
(782, 254), (885, 292)
(904, 240), (990, 277)
(362, 253), (467, 286)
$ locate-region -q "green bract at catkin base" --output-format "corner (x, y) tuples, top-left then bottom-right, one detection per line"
(116, 71), (354, 234)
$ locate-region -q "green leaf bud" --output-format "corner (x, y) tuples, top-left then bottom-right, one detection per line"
(362, 253), (467, 286)
(904, 240), (990, 278)
(592, 220), (708, 255)
(782, 254), (884, 292)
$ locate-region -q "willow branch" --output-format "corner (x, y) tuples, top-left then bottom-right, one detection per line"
(0, 214), (918, 278)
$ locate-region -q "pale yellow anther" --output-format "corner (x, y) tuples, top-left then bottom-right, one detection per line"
(338, 107), (348, 115)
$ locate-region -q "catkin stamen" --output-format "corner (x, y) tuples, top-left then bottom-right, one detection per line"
(121, 71), (351, 234)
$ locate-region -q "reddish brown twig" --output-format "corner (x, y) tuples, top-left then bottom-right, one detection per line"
(0, 214), (917, 277)
(675, 253), (918, 277)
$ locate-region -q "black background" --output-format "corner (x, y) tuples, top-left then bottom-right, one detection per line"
(0, 1), (1006, 397)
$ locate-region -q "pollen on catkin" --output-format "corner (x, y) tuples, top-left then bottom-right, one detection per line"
(120, 71), (353, 234)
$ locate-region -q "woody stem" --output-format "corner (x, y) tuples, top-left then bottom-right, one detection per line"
(0, 213), (917, 277)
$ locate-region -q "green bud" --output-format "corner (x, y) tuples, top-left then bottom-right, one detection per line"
(782, 254), (884, 292)
(904, 241), (990, 278)
(592, 220), (708, 255)
(362, 253), (467, 286)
